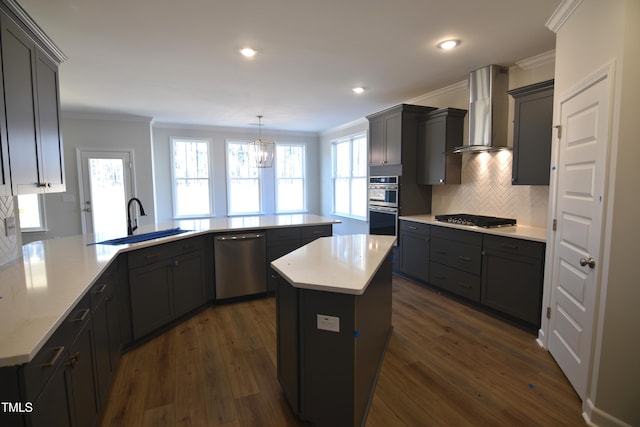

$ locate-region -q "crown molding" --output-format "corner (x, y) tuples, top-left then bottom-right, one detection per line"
(516, 50), (556, 70)
(1, 0), (67, 63)
(406, 80), (468, 105)
(546, 0), (583, 33)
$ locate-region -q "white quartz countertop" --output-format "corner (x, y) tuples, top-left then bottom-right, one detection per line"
(271, 234), (397, 296)
(400, 215), (547, 243)
(0, 214), (339, 367)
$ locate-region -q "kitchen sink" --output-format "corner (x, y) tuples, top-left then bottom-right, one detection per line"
(89, 228), (191, 245)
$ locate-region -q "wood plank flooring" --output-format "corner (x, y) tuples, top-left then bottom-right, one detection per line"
(99, 276), (585, 426)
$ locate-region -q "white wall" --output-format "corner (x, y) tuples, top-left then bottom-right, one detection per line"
(23, 113), (155, 243)
(151, 123), (320, 221)
(552, 0), (639, 425)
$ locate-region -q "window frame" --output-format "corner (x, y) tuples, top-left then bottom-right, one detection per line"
(331, 132), (368, 221)
(170, 137), (214, 219)
(274, 143), (307, 214)
(225, 140), (264, 216)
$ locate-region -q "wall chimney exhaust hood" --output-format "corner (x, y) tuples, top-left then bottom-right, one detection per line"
(454, 65), (509, 153)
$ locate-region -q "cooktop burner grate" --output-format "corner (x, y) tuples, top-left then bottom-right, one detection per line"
(434, 213), (517, 228)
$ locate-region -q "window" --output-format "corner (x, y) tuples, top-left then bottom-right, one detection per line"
(17, 194), (46, 232)
(227, 141), (261, 215)
(275, 144), (306, 213)
(332, 133), (367, 219)
(171, 137), (213, 218)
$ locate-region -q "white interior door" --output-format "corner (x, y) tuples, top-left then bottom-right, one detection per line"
(548, 69), (611, 399)
(79, 150), (133, 240)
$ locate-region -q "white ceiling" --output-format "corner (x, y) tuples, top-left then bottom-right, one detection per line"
(18, 0), (560, 132)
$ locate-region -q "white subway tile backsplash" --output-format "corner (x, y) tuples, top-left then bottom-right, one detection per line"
(432, 151), (549, 228)
(0, 196), (22, 268)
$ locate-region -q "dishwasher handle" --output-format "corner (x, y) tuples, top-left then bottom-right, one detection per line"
(216, 233), (264, 241)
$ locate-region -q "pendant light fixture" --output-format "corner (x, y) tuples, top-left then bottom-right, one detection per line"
(248, 115), (275, 168)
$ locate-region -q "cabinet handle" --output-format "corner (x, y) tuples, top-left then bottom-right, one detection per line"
(144, 254), (160, 260)
(173, 259), (179, 267)
(458, 256), (472, 262)
(71, 309), (90, 323)
(312, 230), (324, 234)
(501, 244), (519, 250)
(457, 282), (472, 289)
(41, 346), (65, 368)
(408, 226), (417, 230)
(66, 352), (80, 368)
(37, 182), (51, 188)
(93, 284), (107, 294)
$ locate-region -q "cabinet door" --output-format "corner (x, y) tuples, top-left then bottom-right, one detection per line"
(399, 225), (430, 282)
(35, 49), (64, 191)
(92, 281), (121, 409)
(418, 116), (446, 184)
(129, 262), (173, 339)
(68, 321), (99, 427)
(511, 81), (554, 185)
(267, 239), (300, 292)
(276, 276), (300, 414)
(383, 111), (402, 165)
(481, 247), (543, 327)
(368, 117), (386, 166)
(29, 357), (73, 427)
(172, 250), (206, 318)
(0, 14), (40, 194)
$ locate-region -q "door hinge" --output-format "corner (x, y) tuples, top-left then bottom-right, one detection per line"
(546, 307), (551, 319)
(554, 125), (561, 139)
(552, 219), (557, 231)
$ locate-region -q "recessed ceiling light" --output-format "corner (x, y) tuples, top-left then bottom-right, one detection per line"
(437, 39), (460, 50)
(352, 87), (365, 94)
(239, 47), (257, 58)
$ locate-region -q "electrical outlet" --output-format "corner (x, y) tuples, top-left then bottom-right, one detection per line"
(317, 314), (340, 333)
(4, 216), (16, 237)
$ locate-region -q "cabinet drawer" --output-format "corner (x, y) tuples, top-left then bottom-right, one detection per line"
(429, 262), (480, 302)
(128, 236), (203, 269)
(430, 237), (481, 275)
(90, 265), (115, 309)
(266, 227), (300, 242)
(399, 220), (430, 236)
(482, 235), (544, 259)
(431, 225), (483, 245)
(22, 294), (91, 401)
(300, 225), (331, 242)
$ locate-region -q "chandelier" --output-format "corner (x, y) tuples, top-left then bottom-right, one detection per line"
(248, 115), (275, 168)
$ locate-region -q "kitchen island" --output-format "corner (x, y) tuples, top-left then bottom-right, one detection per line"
(271, 234), (396, 427)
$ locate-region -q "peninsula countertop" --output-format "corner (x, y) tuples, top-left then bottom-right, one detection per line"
(0, 214), (339, 367)
(400, 214), (547, 243)
(271, 234), (397, 295)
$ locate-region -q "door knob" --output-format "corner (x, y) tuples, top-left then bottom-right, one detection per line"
(579, 257), (596, 269)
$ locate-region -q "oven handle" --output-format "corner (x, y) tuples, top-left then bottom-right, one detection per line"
(369, 205), (398, 213)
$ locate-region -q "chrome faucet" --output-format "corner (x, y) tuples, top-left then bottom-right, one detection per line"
(127, 197), (147, 235)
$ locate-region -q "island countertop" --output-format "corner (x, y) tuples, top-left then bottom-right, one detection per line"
(271, 234), (397, 295)
(0, 214), (339, 367)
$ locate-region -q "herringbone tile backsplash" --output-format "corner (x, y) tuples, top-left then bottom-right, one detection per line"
(432, 151), (549, 228)
(0, 195), (21, 268)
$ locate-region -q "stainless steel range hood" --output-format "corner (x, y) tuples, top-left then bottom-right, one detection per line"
(454, 65), (509, 153)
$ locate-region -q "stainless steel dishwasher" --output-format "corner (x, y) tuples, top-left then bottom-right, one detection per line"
(214, 232), (267, 299)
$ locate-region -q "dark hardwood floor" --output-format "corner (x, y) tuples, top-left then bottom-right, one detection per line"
(99, 275), (585, 426)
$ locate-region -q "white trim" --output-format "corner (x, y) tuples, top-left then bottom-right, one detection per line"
(516, 50), (556, 70)
(405, 80), (468, 106)
(546, 0), (583, 33)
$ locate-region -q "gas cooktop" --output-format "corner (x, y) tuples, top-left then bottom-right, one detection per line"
(434, 214), (517, 228)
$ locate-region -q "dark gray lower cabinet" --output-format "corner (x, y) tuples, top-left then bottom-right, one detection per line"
(398, 220), (430, 282)
(68, 319), (99, 427)
(129, 236), (207, 340)
(481, 235), (545, 328)
(30, 358), (73, 427)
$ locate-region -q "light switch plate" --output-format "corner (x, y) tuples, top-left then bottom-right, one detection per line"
(317, 314), (340, 333)
(5, 216), (16, 237)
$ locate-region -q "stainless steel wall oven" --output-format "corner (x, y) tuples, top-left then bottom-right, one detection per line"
(369, 176), (399, 240)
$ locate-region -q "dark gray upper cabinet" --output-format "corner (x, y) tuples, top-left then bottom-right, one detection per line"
(417, 108), (467, 185)
(366, 104), (435, 172)
(509, 80), (554, 186)
(0, 3), (65, 194)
